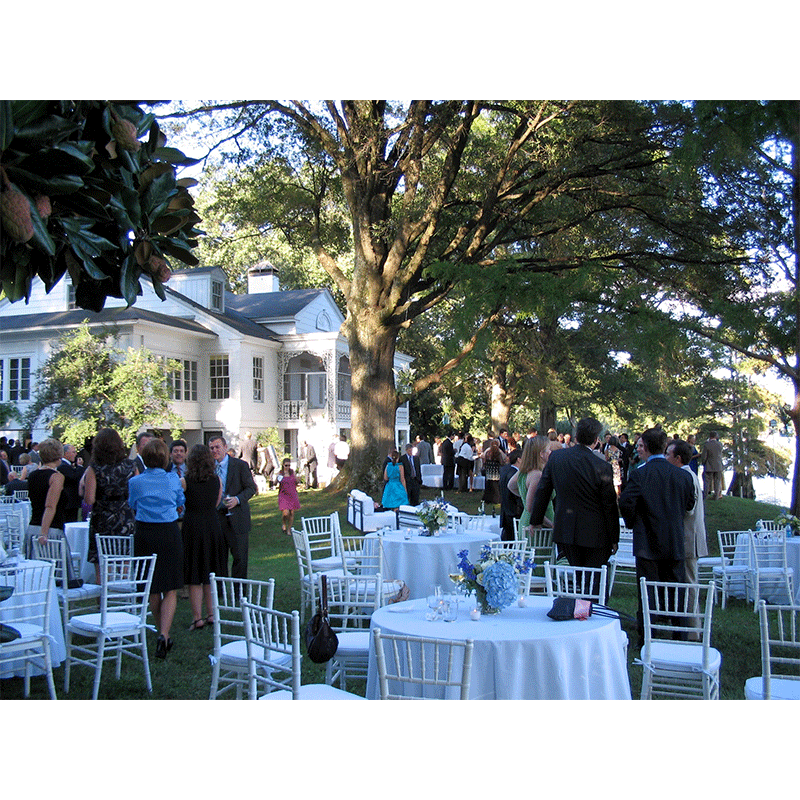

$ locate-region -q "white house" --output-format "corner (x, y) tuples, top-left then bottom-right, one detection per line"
(0, 261), (412, 483)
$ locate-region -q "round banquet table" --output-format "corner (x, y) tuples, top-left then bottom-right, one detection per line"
(366, 595), (631, 700)
(0, 558), (66, 678)
(366, 527), (500, 599)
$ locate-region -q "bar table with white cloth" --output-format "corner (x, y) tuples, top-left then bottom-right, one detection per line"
(366, 595), (632, 700)
(64, 521), (95, 583)
(367, 526), (500, 599)
(0, 558), (66, 678)
(731, 532), (800, 603)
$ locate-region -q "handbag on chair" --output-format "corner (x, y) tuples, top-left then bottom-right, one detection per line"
(305, 574), (339, 663)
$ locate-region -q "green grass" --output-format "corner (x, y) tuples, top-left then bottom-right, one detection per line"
(0, 486), (786, 700)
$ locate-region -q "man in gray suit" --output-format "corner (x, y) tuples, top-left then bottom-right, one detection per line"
(699, 431), (724, 499)
(210, 435), (257, 580)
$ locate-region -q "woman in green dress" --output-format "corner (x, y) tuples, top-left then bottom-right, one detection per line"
(508, 435), (553, 535)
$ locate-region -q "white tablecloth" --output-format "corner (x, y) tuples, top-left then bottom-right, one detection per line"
(64, 521), (95, 583)
(0, 558), (66, 678)
(367, 527), (500, 599)
(732, 533), (800, 603)
(366, 595), (631, 700)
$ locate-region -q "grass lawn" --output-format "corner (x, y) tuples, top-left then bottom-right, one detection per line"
(0, 484), (787, 701)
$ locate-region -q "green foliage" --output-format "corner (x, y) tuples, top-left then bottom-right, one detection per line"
(255, 427), (282, 449)
(0, 402), (17, 428)
(0, 100), (201, 310)
(23, 322), (184, 447)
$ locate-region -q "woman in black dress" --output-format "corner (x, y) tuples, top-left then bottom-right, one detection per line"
(82, 428), (136, 584)
(182, 443), (223, 631)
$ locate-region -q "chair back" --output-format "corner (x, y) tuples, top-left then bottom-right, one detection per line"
(13, 490), (29, 502)
(325, 574), (382, 631)
(241, 601), (300, 699)
(756, 600), (800, 699)
(757, 519), (785, 532)
(95, 533), (134, 558)
(0, 559), (54, 632)
(545, 562), (608, 603)
(0, 496), (15, 504)
(301, 513), (340, 558)
(397, 507), (424, 528)
(0, 512), (23, 553)
(717, 530), (752, 563)
(99, 554), (156, 624)
(489, 539), (528, 561)
(526, 527), (555, 564)
(640, 577), (716, 654)
(750, 530), (789, 571)
(209, 573), (276, 649)
(32, 537), (70, 586)
(372, 627), (474, 699)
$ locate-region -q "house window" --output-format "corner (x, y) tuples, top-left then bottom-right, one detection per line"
(283, 353), (326, 408)
(9, 357), (30, 401)
(253, 357), (264, 402)
(337, 356), (351, 402)
(183, 360), (198, 401)
(209, 356), (230, 400)
(211, 280), (223, 311)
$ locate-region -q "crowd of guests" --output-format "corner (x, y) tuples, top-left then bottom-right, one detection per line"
(11, 429), (257, 661)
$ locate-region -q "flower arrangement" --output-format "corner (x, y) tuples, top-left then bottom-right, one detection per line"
(416, 497), (449, 535)
(457, 544), (533, 614)
(774, 512), (800, 536)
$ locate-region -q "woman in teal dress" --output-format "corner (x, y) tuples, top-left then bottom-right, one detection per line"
(381, 450), (409, 509)
(508, 435), (553, 534)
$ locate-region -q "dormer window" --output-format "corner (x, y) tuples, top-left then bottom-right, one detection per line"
(211, 280), (223, 311)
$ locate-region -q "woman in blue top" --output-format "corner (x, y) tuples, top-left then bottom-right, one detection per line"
(381, 449), (409, 509)
(128, 437), (185, 659)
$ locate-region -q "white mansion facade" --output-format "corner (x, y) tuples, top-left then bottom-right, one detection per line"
(0, 262), (412, 480)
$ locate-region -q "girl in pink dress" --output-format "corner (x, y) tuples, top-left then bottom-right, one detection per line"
(277, 458), (301, 535)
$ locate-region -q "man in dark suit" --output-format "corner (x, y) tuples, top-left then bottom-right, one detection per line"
(132, 431), (153, 476)
(618, 427), (695, 644)
(210, 434), (258, 580)
(529, 417), (620, 573)
(399, 442), (422, 506)
(58, 443), (85, 523)
(440, 433), (455, 491)
(499, 449), (524, 541)
(238, 431), (257, 474)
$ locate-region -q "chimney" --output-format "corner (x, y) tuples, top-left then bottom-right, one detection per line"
(248, 260), (281, 294)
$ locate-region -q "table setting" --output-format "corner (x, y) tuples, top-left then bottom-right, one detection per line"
(366, 590), (632, 700)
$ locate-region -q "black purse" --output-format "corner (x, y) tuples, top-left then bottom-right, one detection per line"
(305, 574), (339, 664)
(547, 596), (636, 624)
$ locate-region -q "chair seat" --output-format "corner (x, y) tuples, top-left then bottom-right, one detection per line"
(697, 556), (725, 566)
(1, 621), (45, 642)
(259, 683), (366, 700)
(310, 556), (342, 570)
(713, 564), (749, 575)
(333, 630), (371, 655)
(67, 611), (143, 635)
(744, 676), (800, 700)
(219, 639), (292, 668)
(64, 584), (103, 601)
(649, 640), (722, 673)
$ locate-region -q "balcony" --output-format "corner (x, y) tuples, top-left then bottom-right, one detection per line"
(278, 400), (308, 421)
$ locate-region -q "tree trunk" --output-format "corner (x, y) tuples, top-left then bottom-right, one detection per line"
(490, 363), (512, 434)
(539, 402), (557, 433)
(331, 309), (401, 497)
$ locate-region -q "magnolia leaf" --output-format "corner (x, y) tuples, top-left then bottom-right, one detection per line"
(152, 146), (200, 166)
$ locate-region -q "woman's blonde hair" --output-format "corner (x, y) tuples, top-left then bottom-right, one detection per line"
(518, 435), (548, 473)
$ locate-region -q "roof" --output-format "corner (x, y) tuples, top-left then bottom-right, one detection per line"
(225, 288), (330, 321)
(4, 307), (217, 337)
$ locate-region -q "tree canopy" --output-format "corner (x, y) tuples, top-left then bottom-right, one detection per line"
(23, 322), (184, 448)
(1, 100), (201, 311)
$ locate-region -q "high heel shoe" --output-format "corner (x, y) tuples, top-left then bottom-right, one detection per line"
(155, 635), (167, 659)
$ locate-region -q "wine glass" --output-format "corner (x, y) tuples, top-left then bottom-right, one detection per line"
(222, 495), (233, 516)
(448, 571), (464, 594)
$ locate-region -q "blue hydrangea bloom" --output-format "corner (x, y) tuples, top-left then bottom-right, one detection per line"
(482, 560), (519, 610)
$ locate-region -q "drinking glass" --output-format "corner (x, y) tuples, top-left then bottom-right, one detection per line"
(442, 595), (458, 622)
